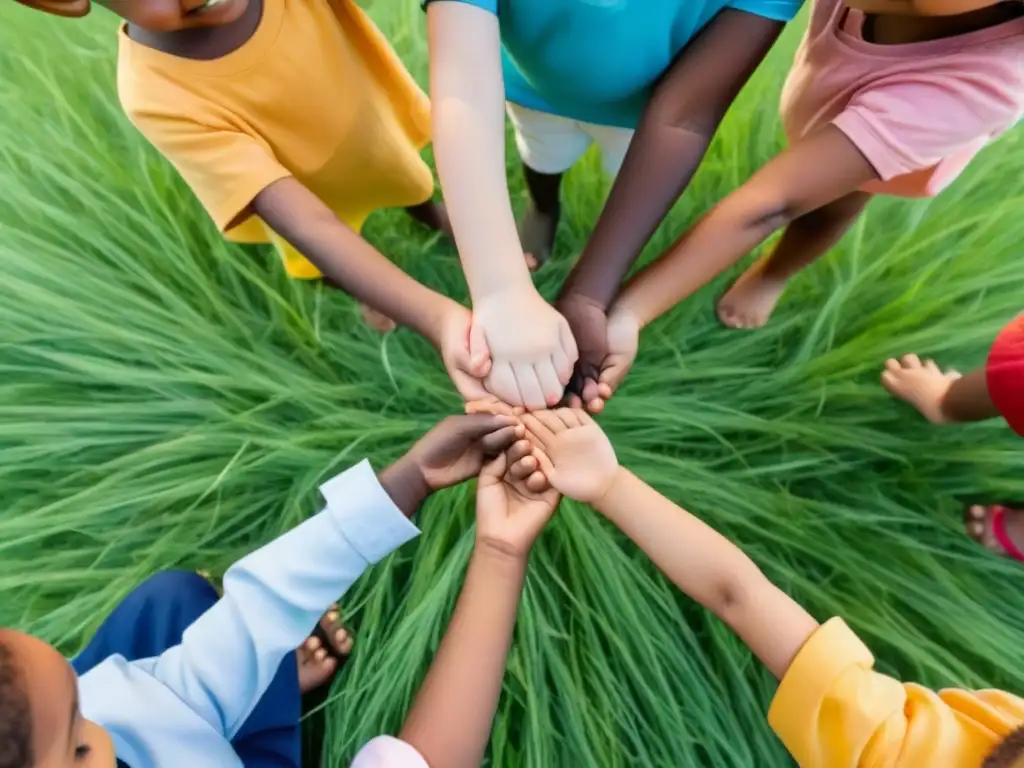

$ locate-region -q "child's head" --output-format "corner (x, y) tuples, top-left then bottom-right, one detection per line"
(13, 0), (249, 31)
(845, 0), (1020, 14)
(0, 630), (114, 768)
(985, 725), (1024, 768)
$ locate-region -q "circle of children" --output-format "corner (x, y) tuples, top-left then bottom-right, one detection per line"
(3, 0), (1024, 766)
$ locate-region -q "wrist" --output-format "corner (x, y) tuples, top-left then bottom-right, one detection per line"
(473, 537), (531, 572)
(613, 294), (648, 330)
(378, 455), (431, 518)
(592, 466), (632, 516)
(470, 266), (536, 305)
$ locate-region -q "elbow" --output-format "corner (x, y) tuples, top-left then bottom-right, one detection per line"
(704, 562), (767, 626)
(716, 193), (795, 239)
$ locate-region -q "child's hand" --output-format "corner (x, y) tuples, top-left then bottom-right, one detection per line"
(439, 303), (493, 401)
(556, 292), (612, 413)
(405, 414), (524, 492)
(596, 307), (639, 402)
(471, 288), (577, 410)
(521, 409), (619, 504)
(475, 439), (560, 559)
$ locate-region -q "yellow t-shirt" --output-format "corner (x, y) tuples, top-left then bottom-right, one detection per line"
(117, 0), (434, 279)
(768, 618), (1024, 767)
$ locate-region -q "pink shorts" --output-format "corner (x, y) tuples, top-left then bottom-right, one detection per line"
(987, 314), (1024, 437)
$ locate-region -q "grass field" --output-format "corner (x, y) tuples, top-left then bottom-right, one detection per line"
(1, 3), (1023, 766)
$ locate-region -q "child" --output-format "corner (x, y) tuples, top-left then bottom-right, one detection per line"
(424, 0), (803, 410)
(521, 407), (1024, 766)
(17, 0), (490, 401)
(568, 0), (1024, 410)
(882, 313), (1024, 563)
(0, 412), (525, 767)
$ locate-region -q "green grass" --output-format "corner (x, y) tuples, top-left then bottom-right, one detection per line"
(2, 3), (1023, 766)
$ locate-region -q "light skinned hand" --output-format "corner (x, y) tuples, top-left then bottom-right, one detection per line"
(475, 438), (560, 559)
(470, 288), (578, 411)
(521, 409), (619, 504)
(439, 303), (493, 401)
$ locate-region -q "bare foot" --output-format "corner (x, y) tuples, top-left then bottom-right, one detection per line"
(716, 259), (788, 329)
(405, 201), (454, 241)
(297, 604), (354, 694)
(881, 354), (962, 424)
(360, 303), (397, 333)
(518, 203), (557, 270)
(964, 505), (1024, 562)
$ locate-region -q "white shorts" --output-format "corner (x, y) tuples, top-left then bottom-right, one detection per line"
(506, 103), (635, 178)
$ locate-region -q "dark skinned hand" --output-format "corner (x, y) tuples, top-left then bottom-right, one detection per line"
(556, 293), (614, 413)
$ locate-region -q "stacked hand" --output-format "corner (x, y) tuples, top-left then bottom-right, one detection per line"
(471, 288), (578, 411)
(557, 294), (640, 414)
(520, 409), (619, 503)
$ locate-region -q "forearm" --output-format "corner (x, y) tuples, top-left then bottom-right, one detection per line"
(253, 180), (455, 345)
(595, 468), (816, 678)
(616, 192), (781, 326)
(155, 461), (419, 736)
(427, 3), (533, 301)
(400, 547), (525, 767)
(378, 456), (431, 519)
(561, 123), (711, 307)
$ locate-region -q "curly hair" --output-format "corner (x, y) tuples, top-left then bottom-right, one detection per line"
(985, 725), (1024, 768)
(0, 641), (32, 768)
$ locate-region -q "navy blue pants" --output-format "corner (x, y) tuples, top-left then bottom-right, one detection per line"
(72, 571), (302, 768)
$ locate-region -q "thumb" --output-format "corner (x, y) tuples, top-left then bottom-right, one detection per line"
(479, 452), (508, 485)
(469, 317), (489, 364)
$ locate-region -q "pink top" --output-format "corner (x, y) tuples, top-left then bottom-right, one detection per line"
(781, 0), (1024, 198)
(350, 736), (429, 767)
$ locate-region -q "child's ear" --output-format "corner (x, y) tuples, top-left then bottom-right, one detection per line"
(14, 0), (91, 17)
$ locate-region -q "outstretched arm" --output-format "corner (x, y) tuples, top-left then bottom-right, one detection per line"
(426, 1), (529, 299)
(595, 468), (817, 678)
(398, 441), (558, 767)
(524, 409), (817, 679)
(426, 1), (577, 409)
(253, 178), (456, 344)
(560, 9), (784, 309)
(615, 125), (878, 329)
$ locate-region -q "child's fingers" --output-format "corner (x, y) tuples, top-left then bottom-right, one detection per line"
(586, 398), (605, 414)
(577, 410), (597, 426)
(479, 425), (521, 455)
(532, 410), (568, 435)
(479, 452), (508, 483)
(531, 449), (556, 483)
(525, 470), (551, 493)
(553, 409), (581, 429)
(551, 349), (573, 386)
(522, 414), (556, 448)
(581, 377), (602, 406)
(507, 455), (539, 482)
(536, 361), (565, 408)
(505, 438), (534, 466)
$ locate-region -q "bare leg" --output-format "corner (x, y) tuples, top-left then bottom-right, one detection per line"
(519, 164), (563, 270)
(717, 191), (872, 329)
(882, 356), (999, 424)
(405, 200), (454, 240)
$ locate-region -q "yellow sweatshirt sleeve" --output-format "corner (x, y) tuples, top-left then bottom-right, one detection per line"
(767, 618), (909, 767)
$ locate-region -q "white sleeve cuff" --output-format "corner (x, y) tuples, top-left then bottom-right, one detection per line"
(320, 460), (420, 564)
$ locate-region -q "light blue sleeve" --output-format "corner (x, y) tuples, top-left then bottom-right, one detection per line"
(145, 460), (420, 739)
(422, 0), (498, 14)
(727, 0), (804, 22)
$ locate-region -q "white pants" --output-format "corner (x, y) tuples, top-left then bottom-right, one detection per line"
(506, 103), (635, 178)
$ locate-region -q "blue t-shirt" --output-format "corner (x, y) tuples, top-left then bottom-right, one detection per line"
(434, 0), (802, 128)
